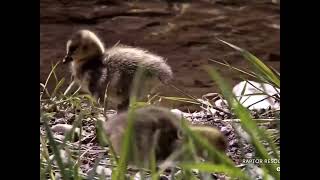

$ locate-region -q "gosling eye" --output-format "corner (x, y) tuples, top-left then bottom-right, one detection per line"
(82, 45), (89, 51)
(68, 44), (78, 54)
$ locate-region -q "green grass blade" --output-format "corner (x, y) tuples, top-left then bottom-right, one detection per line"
(208, 58), (257, 79)
(238, 80), (248, 103)
(180, 120), (235, 167)
(114, 65), (146, 179)
(72, 156), (81, 180)
(62, 113), (82, 145)
(51, 62), (59, 83)
(40, 61), (61, 100)
(51, 78), (65, 98)
(270, 66), (280, 79)
(150, 132), (159, 180)
(114, 102), (136, 180)
(159, 96), (201, 105)
(63, 81), (76, 96)
(87, 155), (103, 180)
(244, 80), (279, 101)
(96, 119), (119, 165)
(206, 66), (280, 179)
(40, 83), (51, 98)
(176, 168), (198, 180)
(40, 135), (55, 180)
(41, 113), (70, 180)
(217, 39), (280, 88)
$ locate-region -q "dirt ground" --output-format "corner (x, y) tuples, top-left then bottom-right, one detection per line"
(40, 0), (279, 110)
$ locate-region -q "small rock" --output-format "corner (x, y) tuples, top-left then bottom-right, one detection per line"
(229, 139), (239, 147)
(160, 175), (169, 180)
(96, 166), (112, 177)
(81, 163), (90, 172)
(97, 114), (107, 122)
(134, 172), (151, 180)
(55, 118), (67, 124)
(55, 172), (62, 180)
(208, 108), (217, 115)
(215, 99), (228, 108)
(49, 150), (71, 165)
(87, 165), (112, 177)
(232, 81), (280, 111)
(51, 124), (80, 135)
(171, 109), (184, 119)
(245, 153), (253, 158)
(65, 113), (75, 120)
(220, 127), (231, 136)
(53, 134), (65, 141)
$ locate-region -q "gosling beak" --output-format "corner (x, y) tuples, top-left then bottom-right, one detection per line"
(62, 55), (73, 64)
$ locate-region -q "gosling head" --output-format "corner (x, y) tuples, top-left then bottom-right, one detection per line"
(62, 29), (105, 64)
(189, 125), (227, 153)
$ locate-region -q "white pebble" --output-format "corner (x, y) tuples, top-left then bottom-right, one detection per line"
(49, 149), (70, 165)
(51, 124), (80, 135)
(95, 165), (112, 177)
(170, 109), (185, 119)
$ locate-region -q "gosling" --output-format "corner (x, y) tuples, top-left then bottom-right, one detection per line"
(62, 30), (173, 110)
(102, 106), (227, 168)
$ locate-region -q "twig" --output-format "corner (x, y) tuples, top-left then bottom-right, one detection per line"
(63, 80), (75, 96)
(208, 58), (257, 78)
(169, 84), (232, 116)
(260, 109), (280, 117)
(245, 80), (280, 101)
(222, 119), (280, 123)
(103, 82), (111, 119)
(246, 93), (279, 109)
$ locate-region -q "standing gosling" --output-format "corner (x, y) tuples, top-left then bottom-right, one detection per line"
(62, 30), (173, 110)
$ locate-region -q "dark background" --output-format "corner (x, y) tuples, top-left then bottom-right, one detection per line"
(40, 0), (280, 110)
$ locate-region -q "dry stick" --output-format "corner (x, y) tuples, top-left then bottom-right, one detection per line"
(223, 118), (280, 123)
(270, 65), (280, 77)
(169, 84), (232, 116)
(202, 93), (219, 101)
(63, 80), (76, 96)
(260, 109), (280, 117)
(40, 83), (51, 99)
(210, 58), (279, 100)
(103, 82), (111, 119)
(208, 58), (257, 78)
(73, 146), (94, 167)
(209, 58), (280, 105)
(245, 80), (280, 101)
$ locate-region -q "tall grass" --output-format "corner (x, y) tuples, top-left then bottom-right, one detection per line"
(207, 39), (280, 179)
